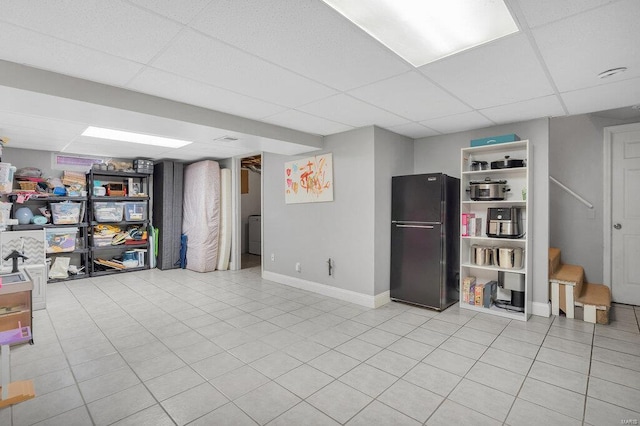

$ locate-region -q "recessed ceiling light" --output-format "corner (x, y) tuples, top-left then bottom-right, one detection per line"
(597, 67), (627, 79)
(322, 0), (519, 67)
(82, 126), (192, 148)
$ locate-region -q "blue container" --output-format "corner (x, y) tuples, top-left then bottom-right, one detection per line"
(470, 134), (520, 147)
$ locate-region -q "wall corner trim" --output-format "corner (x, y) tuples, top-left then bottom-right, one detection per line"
(262, 271), (378, 308)
(531, 301), (551, 317)
(374, 291), (391, 308)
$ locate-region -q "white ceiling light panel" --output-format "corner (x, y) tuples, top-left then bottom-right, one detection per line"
(321, 0), (518, 67)
(81, 126), (192, 148)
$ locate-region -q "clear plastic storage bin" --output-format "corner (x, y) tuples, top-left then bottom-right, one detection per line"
(124, 202), (147, 221)
(51, 202), (81, 224)
(46, 228), (78, 253)
(92, 235), (114, 247)
(93, 202), (124, 222)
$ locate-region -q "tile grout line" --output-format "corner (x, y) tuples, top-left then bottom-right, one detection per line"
(14, 270), (640, 426)
(63, 276), (182, 426)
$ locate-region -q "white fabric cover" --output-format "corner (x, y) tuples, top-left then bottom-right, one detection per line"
(216, 168), (232, 271)
(182, 160), (220, 272)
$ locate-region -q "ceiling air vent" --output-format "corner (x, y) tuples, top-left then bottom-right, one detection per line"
(214, 136), (239, 142)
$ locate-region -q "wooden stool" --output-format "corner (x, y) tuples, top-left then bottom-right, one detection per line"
(550, 264), (584, 319)
(575, 283), (611, 324)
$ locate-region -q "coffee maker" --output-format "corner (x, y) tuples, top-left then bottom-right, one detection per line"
(486, 207), (523, 238)
(496, 271), (525, 312)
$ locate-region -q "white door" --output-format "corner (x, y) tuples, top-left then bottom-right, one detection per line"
(611, 125), (640, 304)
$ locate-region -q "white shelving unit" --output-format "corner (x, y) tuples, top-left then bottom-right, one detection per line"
(459, 140), (532, 321)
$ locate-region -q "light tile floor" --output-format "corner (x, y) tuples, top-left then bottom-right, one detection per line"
(1, 266), (639, 425)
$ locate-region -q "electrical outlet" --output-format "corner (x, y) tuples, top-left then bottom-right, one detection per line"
(295, 262), (301, 272)
(271, 253), (275, 262)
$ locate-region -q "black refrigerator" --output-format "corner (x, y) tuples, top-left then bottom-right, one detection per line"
(390, 173), (460, 310)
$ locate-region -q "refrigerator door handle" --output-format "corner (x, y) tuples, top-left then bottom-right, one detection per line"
(395, 224), (434, 229)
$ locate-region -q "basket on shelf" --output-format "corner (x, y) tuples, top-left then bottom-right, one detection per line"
(18, 181), (38, 191)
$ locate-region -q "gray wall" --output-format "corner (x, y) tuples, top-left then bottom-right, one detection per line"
(549, 114), (640, 283)
(373, 127), (414, 294)
(241, 169), (261, 253)
(3, 147), (130, 186)
(263, 127), (376, 295)
(4, 147), (70, 179)
(414, 119), (550, 305)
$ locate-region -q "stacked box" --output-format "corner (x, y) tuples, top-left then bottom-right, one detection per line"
(93, 235), (114, 247)
(51, 202), (81, 224)
(462, 276), (476, 304)
(475, 284), (484, 306)
(46, 228), (78, 253)
(124, 202), (147, 221)
(134, 159), (154, 174)
(470, 133), (520, 147)
(468, 217), (482, 237)
(93, 202), (124, 222)
(461, 213), (475, 236)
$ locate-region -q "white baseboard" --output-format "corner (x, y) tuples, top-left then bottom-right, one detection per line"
(374, 291), (391, 308)
(262, 271), (383, 308)
(531, 301), (551, 317)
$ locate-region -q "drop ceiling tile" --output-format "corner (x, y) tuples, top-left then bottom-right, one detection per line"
(532, 0), (640, 92)
(0, 0), (182, 63)
(561, 76), (640, 115)
(127, 0), (213, 24)
(1, 127), (73, 152)
(191, 0), (410, 91)
(298, 94), (410, 128)
(127, 68), (288, 120)
(151, 30), (337, 108)
(0, 110), (86, 137)
(160, 144), (250, 161)
(480, 95), (566, 124)
(261, 110), (353, 136)
(385, 123), (440, 139)
(208, 136), (321, 156)
(0, 24), (144, 87)
(15, 141), (71, 152)
(420, 34), (554, 109)
(421, 112), (495, 134)
(515, 0), (617, 28)
(349, 72), (471, 122)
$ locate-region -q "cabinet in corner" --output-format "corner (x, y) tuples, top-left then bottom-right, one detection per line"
(86, 170), (151, 277)
(9, 195), (89, 283)
(459, 140), (532, 321)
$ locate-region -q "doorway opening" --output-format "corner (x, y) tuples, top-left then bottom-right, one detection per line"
(240, 154), (262, 270)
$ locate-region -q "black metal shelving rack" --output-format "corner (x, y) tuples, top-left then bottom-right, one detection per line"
(10, 195), (89, 282)
(86, 170), (151, 277)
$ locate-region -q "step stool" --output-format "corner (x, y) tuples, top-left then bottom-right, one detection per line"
(575, 283), (611, 324)
(550, 263), (584, 319)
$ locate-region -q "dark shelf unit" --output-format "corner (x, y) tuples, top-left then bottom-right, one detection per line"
(12, 222), (89, 231)
(48, 273), (88, 283)
(87, 170), (151, 277)
(9, 195), (89, 282)
(89, 220), (149, 227)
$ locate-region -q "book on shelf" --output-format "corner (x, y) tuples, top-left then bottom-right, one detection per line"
(461, 213), (475, 236)
(468, 217), (482, 237)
